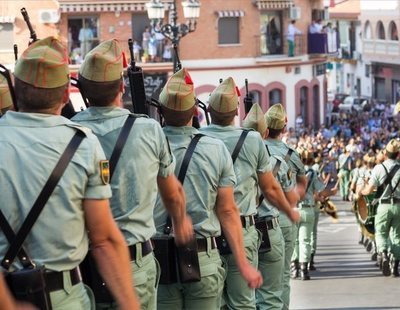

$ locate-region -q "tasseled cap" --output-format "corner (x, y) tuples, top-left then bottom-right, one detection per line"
(265, 103), (287, 130)
(242, 103), (267, 136)
(208, 77), (240, 113)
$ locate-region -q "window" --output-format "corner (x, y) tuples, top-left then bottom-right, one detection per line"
(0, 23), (13, 51)
(374, 77), (385, 100)
(218, 17), (239, 44)
(364, 21), (372, 39)
(269, 89), (282, 106)
(392, 80), (400, 104)
(250, 90), (261, 105)
(68, 16), (99, 63)
(389, 21), (398, 41)
(377, 21), (385, 40)
(260, 11), (283, 55)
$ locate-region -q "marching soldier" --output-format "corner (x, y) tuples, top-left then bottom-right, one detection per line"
(72, 39), (193, 309)
(243, 104), (300, 309)
(0, 75), (13, 116)
(337, 146), (352, 201)
(154, 68), (263, 309)
(263, 103), (307, 310)
(200, 89), (299, 309)
(359, 139), (400, 277)
(0, 37), (139, 309)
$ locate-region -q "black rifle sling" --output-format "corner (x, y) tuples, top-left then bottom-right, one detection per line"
(305, 169), (315, 194)
(376, 164), (400, 199)
(109, 115), (136, 180)
(1, 131), (85, 270)
(231, 130), (249, 164)
(265, 145), (271, 157)
(387, 164), (400, 197)
(258, 157), (282, 207)
(164, 134), (204, 234)
(284, 149), (293, 163)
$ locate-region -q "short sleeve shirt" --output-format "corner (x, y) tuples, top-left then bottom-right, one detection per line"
(73, 107), (175, 245)
(368, 159), (400, 200)
(154, 126), (236, 237)
(200, 125), (271, 216)
(301, 167), (325, 206)
(0, 111), (111, 271)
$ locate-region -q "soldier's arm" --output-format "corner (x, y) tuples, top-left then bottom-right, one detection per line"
(296, 174), (308, 199)
(84, 199), (140, 310)
(258, 171), (299, 222)
(157, 174), (193, 245)
(215, 186), (263, 289)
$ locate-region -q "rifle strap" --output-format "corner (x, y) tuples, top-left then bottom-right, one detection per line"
(376, 164), (399, 199)
(1, 131), (85, 270)
(109, 115), (136, 181)
(231, 130), (249, 164)
(164, 134), (204, 235)
(258, 157), (282, 208)
(388, 164), (400, 197)
(305, 169), (315, 194)
(284, 149), (293, 163)
(265, 145), (271, 157)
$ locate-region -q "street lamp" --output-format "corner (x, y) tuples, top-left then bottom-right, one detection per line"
(146, 0), (201, 72)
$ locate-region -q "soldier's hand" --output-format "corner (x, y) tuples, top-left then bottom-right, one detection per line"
(173, 215), (194, 246)
(289, 208), (300, 223)
(239, 262), (263, 289)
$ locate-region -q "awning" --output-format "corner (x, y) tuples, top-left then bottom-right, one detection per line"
(216, 10), (245, 18)
(255, 0), (293, 10)
(60, 2), (148, 13)
(0, 16), (15, 23)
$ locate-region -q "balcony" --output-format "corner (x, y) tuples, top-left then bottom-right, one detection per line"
(308, 32), (339, 55)
(363, 39), (400, 64)
(255, 34), (306, 58)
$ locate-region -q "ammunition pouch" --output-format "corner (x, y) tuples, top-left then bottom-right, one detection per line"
(254, 216), (272, 253)
(215, 234), (231, 255)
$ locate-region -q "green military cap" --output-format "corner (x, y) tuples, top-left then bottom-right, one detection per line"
(386, 139), (399, 153)
(208, 77), (239, 113)
(159, 68), (195, 111)
(14, 36), (69, 88)
(242, 103), (267, 136)
(265, 103), (287, 130)
(79, 39), (125, 82)
(0, 76), (12, 111)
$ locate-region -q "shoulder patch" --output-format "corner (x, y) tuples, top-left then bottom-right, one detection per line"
(100, 160), (110, 185)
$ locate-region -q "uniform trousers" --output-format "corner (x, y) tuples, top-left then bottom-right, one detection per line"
(375, 202), (400, 260)
(311, 206), (320, 255)
(256, 223), (285, 310)
(339, 169), (350, 200)
(157, 247), (225, 310)
(96, 245), (159, 310)
(292, 207), (316, 263)
(222, 225), (260, 310)
(280, 223), (297, 310)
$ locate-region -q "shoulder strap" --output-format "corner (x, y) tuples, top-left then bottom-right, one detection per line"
(109, 115), (136, 180)
(1, 131), (85, 270)
(284, 148), (293, 163)
(388, 164), (400, 197)
(258, 156), (282, 208)
(265, 144), (271, 157)
(377, 164), (400, 198)
(305, 169), (315, 193)
(231, 130), (249, 164)
(164, 134), (204, 234)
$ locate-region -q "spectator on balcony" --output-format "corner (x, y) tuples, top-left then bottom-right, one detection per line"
(287, 20), (301, 57)
(163, 40), (172, 62)
(309, 19), (323, 34)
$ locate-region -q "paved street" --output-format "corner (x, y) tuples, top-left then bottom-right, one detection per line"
(290, 196), (400, 310)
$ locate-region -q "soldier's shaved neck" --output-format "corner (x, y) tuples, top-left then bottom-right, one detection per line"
(161, 106), (195, 126)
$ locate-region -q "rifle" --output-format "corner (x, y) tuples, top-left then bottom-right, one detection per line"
(127, 38), (147, 115)
(243, 78), (253, 115)
(197, 99), (210, 125)
(20, 8), (38, 45)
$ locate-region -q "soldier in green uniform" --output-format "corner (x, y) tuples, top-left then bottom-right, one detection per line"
(264, 104), (307, 310)
(154, 68), (263, 309)
(243, 104), (300, 310)
(337, 146), (352, 201)
(200, 87), (299, 309)
(291, 149), (336, 280)
(359, 139), (400, 277)
(0, 37), (139, 309)
(0, 75), (13, 116)
(72, 39), (193, 309)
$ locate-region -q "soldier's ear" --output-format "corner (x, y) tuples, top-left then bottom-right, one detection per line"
(119, 79), (125, 94)
(264, 128), (269, 139)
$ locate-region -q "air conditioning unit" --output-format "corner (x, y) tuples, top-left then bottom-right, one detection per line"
(289, 6), (301, 20)
(38, 9), (60, 24)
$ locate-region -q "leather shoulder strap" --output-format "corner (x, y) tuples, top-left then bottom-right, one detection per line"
(1, 131), (85, 270)
(284, 148), (294, 163)
(231, 130), (249, 164)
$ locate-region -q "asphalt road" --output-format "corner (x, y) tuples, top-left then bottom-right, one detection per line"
(290, 196), (400, 310)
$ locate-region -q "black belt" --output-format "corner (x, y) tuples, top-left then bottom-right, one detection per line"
(45, 267), (82, 292)
(128, 240), (153, 259)
(300, 204), (313, 208)
(241, 215), (255, 228)
(381, 198), (400, 204)
(197, 237), (217, 252)
(265, 217), (279, 230)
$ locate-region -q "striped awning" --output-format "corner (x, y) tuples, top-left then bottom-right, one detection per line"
(255, 0), (293, 10)
(60, 2), (148, 13)
(0, 16), (15, 23)
(216, 10), (245, 18)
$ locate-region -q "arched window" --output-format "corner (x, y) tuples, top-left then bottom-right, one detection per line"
(389, 21), (398, 40)
(269, 88), (282, 106)
(250, 90), (261, 105)
(377, 21), (385, 39)
(364, 20), (372, 39)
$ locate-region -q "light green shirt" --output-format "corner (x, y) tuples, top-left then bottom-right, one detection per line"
(73, 107), (175, 245)
(369, 159), (400, 201)
(300, 167), (325, 206)
(338, 153), (351, 170)
(200, 125), (271, 216)
(0, 111), (111, 271)
(154, 126), (236, 237)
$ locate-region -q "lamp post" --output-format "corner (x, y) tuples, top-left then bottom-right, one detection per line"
(146, 0), (201, 72)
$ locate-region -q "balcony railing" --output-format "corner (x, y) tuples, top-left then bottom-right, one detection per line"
(363, 39), (400, 56)
(308, 31), (339, 55)
(256, 34), (306, 58)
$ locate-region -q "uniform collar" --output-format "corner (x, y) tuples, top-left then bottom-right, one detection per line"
(206, 124), (238, 132)
(0, 111), (73, 128)
(72, 106), (130, 121)
(163, 125), (199, 136)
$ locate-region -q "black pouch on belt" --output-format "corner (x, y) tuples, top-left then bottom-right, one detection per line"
(215, 233), (232, 255)
(152, 235), (178, 285)
(5, 266), (52, 310)
(175, 237), (201, 283)
(255, 217), (272, 253)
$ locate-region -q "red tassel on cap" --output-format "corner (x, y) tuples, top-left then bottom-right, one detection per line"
(185, 71), (193, 85)
(122, 51), (128, 68)
(235, 86), (241, 97)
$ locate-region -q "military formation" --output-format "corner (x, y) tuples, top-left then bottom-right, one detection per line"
(0, 34), (399, 310)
